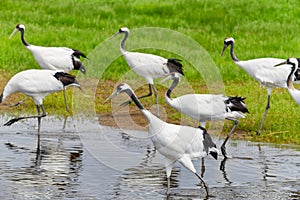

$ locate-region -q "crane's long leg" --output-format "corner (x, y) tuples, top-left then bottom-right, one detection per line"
(221, 118), (239, 158)
(37, 105), (41, 152)
(257, 89), (272, 135)
(151, 84), (160, 117)
(166, 166), (172, 196)
(195, 172), (209, 198)
(201, 158), (205, 177)
(138, 84), (153, 99)
(36, 104), (46, 152)
(63, 87), (69, 113)
(10, 96), (29, 107)
(165, 160), (174, 196)
(179, 157), (209, 197)
(3, 104), (47, 126)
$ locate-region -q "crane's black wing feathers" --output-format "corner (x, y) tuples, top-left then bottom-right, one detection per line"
(225, 96), (249, 113)
(167, 58), (184, 76)
(54, 72), (80, 87)
(72, 49), (87, 59)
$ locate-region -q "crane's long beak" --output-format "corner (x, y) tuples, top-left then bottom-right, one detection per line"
(220, 45), (228, 56)
(274, 61), (287, 67)
(79, 66), (86, 75)
(109, 31), (120, 40)
(161, 74), (173, 83)
(160, 73), (180, 83)
(104, 90), (118, 104)
(9, 28), (19, 39)
(65, 82), (82, 91)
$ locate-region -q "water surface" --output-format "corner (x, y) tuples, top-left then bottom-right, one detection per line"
(0, 116), (299, 199)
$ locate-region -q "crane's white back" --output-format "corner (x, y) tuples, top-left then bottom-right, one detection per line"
(166, 93), (226, 121)
(236, 58), (293, 88)
(27, 45), (78, 72)
(2, 69), (64, 105)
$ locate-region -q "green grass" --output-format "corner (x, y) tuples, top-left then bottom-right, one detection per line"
(1, 0), (300, 145)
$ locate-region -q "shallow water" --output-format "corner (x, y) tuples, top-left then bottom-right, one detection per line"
(0, 115), (299, 200)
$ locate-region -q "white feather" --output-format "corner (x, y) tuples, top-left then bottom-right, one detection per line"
(27, 45), (76, 72)
(2, 69), (65, 105)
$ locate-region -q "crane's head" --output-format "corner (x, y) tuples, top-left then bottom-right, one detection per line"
(118, 27), (130, 34)
(104, 83), (132, 103)
(9, 24), (25, 39)
(221, 37), (235, 56)
(111, 27), (130, 39)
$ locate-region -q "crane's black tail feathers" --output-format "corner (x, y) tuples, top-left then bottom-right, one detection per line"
(198, 126), (218, 160)
(0, 93), (3, 103)
(225, 96), (249, 113)
(54, 72), (80, 87)
(72, 49), (87, 59)
(167, 58), (184, 76)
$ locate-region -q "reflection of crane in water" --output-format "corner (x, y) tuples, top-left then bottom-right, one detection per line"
(219, 158), (233, 185)
(4, 135), (83, 199)
(257, 144), (276, 181)
(113, 145), (180, 199)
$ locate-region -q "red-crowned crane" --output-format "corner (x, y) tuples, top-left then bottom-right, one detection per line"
(221, 37), (299, 135)
(0, 69), (81, 151)
(105, 83), (219, 198)
(113, 27), (184, 116)
(164, 73), (249, 158)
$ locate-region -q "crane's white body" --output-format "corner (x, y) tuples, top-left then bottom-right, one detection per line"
(1, 69), (80, 151)
(2, 69), (67, 105)
(236, 58), (293, 89)
(9, 24), (86, 74)
(122, 51), (170, 84)
(114, 27), (183, 116)
(26, 45), (80, 72)
(143, 109), (208, 162)
(166, 93), (245, 123)
(164, 73), (248, 157)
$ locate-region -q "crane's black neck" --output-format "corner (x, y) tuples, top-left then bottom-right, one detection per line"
(120, 31), (129, 54)
(166, 76), (179, 99)
(229, 42), (239, 62)
(127, 89), (145, 110)
(20, 28), (29, 46)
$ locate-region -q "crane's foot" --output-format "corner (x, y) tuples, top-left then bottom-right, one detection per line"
(3, 118), (21, 126)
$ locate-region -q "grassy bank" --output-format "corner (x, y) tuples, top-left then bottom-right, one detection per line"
(0, 0), (300, 144)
